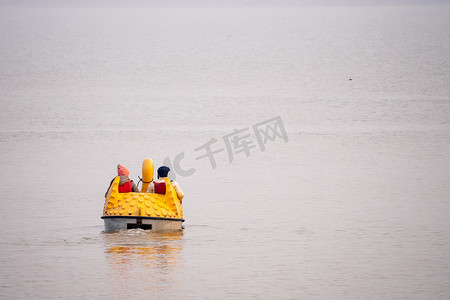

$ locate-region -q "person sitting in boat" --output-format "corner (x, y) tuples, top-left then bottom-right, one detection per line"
(146, 166), (184, 201)
(105, 164), (139, 197)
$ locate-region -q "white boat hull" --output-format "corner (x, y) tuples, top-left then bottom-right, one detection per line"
(102, 216), (184, 232)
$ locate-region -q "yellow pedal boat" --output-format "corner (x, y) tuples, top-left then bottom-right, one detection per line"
(101, 158), (184, 232)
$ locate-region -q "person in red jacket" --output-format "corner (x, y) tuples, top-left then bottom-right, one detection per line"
(105, 164), (139, 197)
(146, 166), (184, 201)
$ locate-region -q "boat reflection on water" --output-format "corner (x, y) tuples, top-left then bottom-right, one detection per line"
(102, 229), (184, 296)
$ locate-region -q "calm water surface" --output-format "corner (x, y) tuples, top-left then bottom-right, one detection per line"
(1, 5), (449, 299)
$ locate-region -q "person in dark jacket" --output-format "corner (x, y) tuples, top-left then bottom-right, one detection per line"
(105, 164), (139, 197)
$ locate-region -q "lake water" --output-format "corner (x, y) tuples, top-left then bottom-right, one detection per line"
(1, 5), (449, 299)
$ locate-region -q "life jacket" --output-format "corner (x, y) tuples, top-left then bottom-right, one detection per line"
(154, 181), (166, 195)
(118, 180), (132, 193)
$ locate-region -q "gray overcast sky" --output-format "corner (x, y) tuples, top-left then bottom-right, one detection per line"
(1, 0), (450, 7)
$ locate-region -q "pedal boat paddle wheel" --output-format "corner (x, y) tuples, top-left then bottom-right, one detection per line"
(102, 158), (184, 232)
